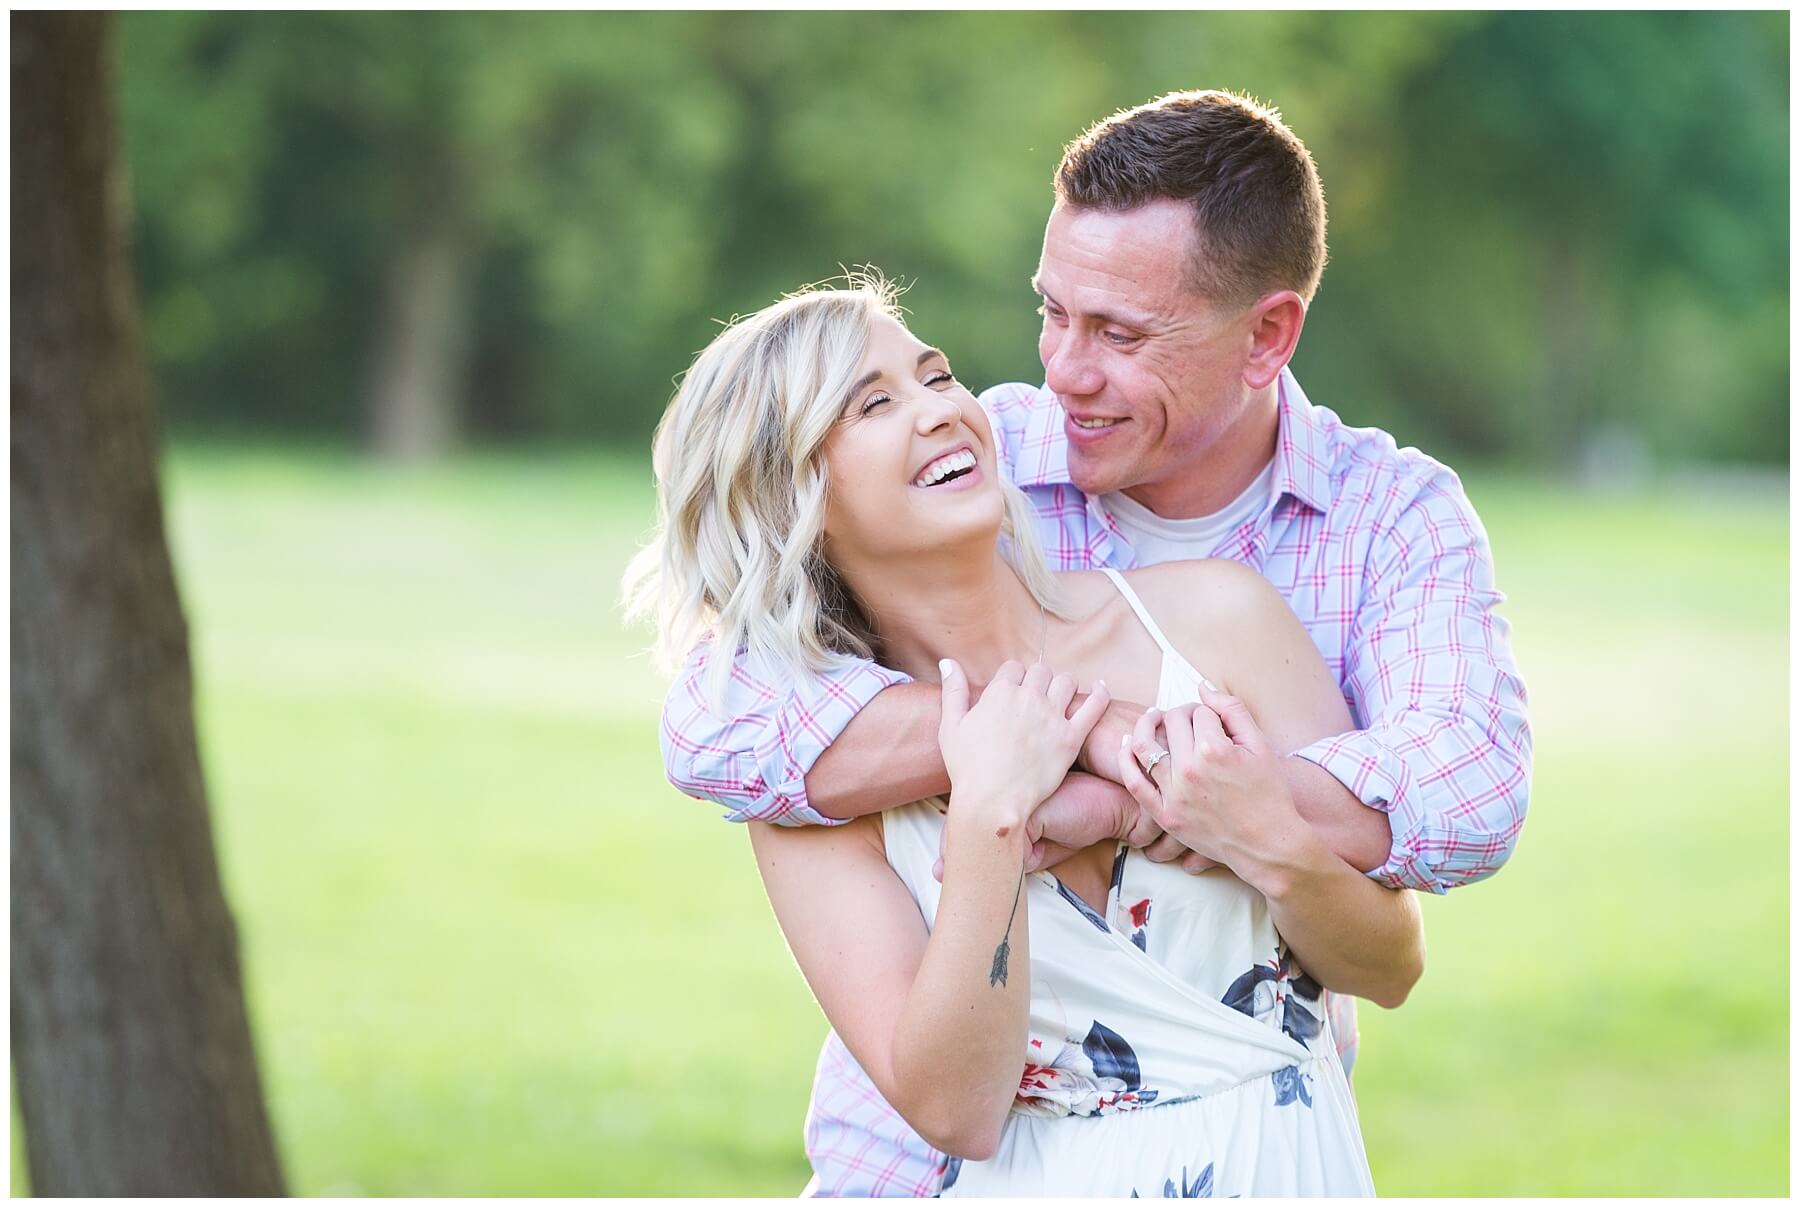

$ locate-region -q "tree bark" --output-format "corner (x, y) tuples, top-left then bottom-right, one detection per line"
(11, 12), (287, 1195)
(366, 186), (470, 462)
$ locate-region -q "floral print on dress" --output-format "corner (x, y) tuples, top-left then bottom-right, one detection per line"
(1122, 897), (1152, 952)
(1272, 1064), (1314, 1109)
(1107, 848), (1155, 950)
(1219, 953), (1325, 1049)
(1016, 1020), (1160, 1118)
(1131, 1162), (1216, 1198)
(1282, 967), (1324, 1047)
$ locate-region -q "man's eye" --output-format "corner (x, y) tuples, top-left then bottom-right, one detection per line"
(1104, 330), (1140, 347)
(1037, 303), (1065, 322)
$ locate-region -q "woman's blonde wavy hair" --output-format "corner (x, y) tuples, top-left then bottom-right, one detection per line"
(623, 272), (1065, 713)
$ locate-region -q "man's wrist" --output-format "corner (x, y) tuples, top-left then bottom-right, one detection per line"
(1075, 697), (1144, 782)
(1073, 702), (1110, 776)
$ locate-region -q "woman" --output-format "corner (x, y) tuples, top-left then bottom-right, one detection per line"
(626, 277), (1423, 1196)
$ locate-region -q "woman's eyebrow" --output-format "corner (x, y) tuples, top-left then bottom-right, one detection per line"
(841, 369), (881, 411)
(843, 349), (949, 410)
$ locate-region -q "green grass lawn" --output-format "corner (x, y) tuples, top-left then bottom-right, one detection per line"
(13, 449), (1788, 1195)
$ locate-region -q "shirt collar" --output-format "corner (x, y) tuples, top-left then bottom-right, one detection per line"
(1270, 368), (1333, 515)
(1012, 367), (1333, 515)
(1012, 387), (1075, 489)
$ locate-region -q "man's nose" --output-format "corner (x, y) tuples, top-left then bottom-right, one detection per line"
(1043, 331), (1104, 398)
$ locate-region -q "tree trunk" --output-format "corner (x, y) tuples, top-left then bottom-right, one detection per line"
(366, 189), (470, 461)
(11, 13), (287, 1195)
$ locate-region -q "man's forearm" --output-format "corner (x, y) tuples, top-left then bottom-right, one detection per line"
(805, 682), (951, 820)
(807, 685), (1141, 823)
(1283, 754), (1392, 875)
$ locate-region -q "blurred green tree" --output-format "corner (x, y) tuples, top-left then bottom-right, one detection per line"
(116, 11), (1787, 466)
(1296, 10), (1787, 466)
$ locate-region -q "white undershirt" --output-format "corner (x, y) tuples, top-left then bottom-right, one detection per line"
(1099, 457), (1277, 564)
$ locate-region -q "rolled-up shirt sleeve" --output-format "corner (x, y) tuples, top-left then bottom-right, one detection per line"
(1292, 466), (1532, 894)
(660, 641), (914, 826)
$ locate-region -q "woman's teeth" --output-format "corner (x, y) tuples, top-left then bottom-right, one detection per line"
(913, 448), (977, 487)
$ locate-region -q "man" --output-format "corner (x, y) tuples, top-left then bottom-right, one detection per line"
(661, 89), (1531, 1196)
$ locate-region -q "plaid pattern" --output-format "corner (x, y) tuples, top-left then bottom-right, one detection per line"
(662, 647), (909, 828)
(986, 370), (1532, 894)
(801, 1032), (947, 1198)
(662, 368), (1531, 1196)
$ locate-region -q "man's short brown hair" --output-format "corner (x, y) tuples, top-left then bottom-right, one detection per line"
(1055, 89), (1327, 306)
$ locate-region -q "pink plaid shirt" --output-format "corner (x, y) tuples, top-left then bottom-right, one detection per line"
(661, 369), (1532, 1196)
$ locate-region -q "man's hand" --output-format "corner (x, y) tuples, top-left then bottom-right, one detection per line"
(1024, 772), (1140, 870)
(1074, 695), (1147, 784)
(1068, 693), (1164, 844)
(929, 686), (1241, 881)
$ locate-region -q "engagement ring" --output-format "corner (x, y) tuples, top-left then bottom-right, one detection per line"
(1139, 746), (1169, 776)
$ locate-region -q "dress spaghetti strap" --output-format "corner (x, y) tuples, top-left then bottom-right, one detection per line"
(1098, 568), (1219, 694)
(1099, 568), (1184, 662)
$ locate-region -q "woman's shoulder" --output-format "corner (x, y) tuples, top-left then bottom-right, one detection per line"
(1051, 568), (1137, 621)
(1056, 560), (1280, 636)
(1113, 561), (1290, 681)
(1056, 560), (1264, 597)
(1118, 558), (1280, 616)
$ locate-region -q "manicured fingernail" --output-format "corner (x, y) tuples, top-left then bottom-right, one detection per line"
(939, 659), (952, 676)
(1094, 679), (1106, 691)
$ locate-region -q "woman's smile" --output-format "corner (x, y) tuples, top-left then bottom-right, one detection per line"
(911, 446), (983, 491)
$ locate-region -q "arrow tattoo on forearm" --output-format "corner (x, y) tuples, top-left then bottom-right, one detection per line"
(989, 869), (1025, 988)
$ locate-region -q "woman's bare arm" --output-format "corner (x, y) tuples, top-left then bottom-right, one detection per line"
(1130, 561), (1426, 1008)
(747, 660), (1111, 1159)
(749, 814), (1029, 1159)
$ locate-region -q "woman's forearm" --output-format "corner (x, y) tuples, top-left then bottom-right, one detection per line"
(1236, 822), (1425, 1008)
(888, 812), (1033, 1160)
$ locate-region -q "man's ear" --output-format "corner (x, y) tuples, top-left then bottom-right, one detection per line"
(1242, 290), (1307, 391)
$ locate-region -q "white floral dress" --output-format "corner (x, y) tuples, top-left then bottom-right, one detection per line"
(882, 569), (1376, 1198)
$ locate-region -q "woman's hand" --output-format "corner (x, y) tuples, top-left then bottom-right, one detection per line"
(930, 771), (1145, 882)
(1122, 706), (1217, 874)
(1118, 684), (1304, 875)
(938, 659), (1110, 839)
